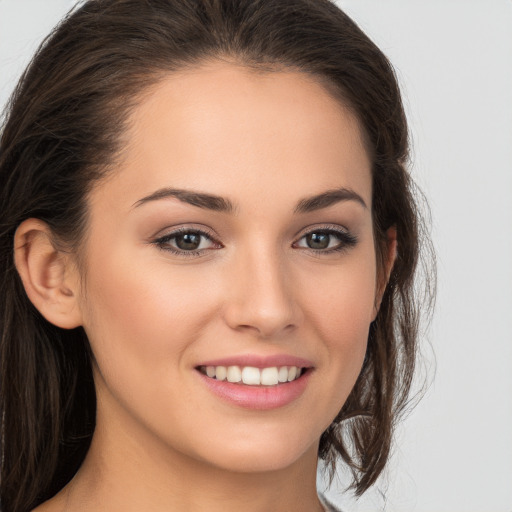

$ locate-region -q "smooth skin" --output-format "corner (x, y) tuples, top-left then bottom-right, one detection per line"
(16, 60), (396, 512)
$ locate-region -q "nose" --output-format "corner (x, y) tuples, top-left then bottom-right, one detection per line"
(222, 247), (301, 339)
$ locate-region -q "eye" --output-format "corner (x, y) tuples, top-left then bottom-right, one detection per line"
(152, 228), (221, 256)
(294, 228), (357, 253)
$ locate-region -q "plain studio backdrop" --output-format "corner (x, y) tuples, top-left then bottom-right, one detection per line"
(1, 1), (511, 511)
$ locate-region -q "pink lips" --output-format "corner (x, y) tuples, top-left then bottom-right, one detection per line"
(195, 354), (313, 410)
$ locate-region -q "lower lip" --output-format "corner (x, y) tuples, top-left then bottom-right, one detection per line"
(196, 370), (311, 410)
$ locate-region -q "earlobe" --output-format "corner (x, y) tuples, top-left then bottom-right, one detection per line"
(372, 226), (398, 320)
(14, 219), (82, 329)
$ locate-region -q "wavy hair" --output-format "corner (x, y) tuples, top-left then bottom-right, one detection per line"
(0, 1), (435, 510)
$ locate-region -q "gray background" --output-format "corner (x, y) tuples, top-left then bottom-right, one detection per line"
(1, 1), (511, 511)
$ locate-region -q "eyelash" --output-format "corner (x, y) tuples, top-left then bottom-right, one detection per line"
(152, 225), (358, 258)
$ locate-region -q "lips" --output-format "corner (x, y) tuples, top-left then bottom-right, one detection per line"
(195, 354), (313, 409)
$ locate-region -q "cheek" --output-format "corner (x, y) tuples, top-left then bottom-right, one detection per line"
(78, 250), (225, 440)
(297, 251), (377, 386)
(79, 247), (218, 377)
(303, 257), (376, 340)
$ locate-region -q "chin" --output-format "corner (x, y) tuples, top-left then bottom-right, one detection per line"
(183, 424), (321, 474)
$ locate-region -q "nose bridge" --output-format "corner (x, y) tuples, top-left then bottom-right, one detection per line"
(223, 240), (299, 338)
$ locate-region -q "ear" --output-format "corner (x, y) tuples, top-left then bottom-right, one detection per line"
(14, 219), (82, 329)
(372, 226), (398, 320)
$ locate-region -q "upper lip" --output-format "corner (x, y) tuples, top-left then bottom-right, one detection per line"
(196, 354), (314, 369)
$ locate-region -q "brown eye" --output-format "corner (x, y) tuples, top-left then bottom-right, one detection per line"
(175, 232), (202, 250)
(153, 228), (220, 255)
(294, 228), (358, 254)
(305, 232), (331, 249)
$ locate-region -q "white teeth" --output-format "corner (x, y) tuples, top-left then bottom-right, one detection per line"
(216, 366), (227, 381)
(242, 366), (261, 385)
(227, 365), (242, 383)
(202, 365), (305, 386)
(287, 366), (297, 382)
(261, 367), (279, 386)
(278, 366), (288, 383)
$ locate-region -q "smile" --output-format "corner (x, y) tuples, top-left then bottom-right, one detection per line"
(198, 365), (304, 386)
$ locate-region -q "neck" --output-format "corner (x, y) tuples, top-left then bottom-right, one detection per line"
(56, 401), (325, 512)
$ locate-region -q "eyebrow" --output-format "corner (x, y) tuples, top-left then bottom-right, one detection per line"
(133, 188), (235, 213)
(293, 187), (367, 213)
(133, 186), (367, 213)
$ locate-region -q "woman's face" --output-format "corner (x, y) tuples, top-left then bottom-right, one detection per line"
(77, 62), (379, 473)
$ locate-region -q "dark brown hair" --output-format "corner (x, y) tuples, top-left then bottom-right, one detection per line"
(0, 1), (434, 510)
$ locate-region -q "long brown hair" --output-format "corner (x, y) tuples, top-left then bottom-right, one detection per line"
(0, 1), (435, 510)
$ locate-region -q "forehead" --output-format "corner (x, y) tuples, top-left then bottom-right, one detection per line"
(95, 61), (372, 214)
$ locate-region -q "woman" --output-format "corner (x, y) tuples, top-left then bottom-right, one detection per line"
(0, 1), (433, 511)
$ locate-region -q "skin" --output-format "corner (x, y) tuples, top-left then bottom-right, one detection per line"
(16, 61), (396, 512)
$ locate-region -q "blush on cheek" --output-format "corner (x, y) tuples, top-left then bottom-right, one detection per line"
(304, 273), (374, 382)
(84, 254), (220, 369)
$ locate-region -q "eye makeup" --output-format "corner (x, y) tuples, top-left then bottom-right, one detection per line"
(150, 223), (358, 258)
(152, 226), (222, 258)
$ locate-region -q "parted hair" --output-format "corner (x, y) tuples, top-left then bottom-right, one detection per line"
(0, 1), (434, 510)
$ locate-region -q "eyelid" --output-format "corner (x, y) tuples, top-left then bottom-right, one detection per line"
(292, 224), (358, 253)
(150, 222), (357, 257)
(151, 223), (218, 240)
(151, 225), (223, 256)
(294, 222), (350, 237)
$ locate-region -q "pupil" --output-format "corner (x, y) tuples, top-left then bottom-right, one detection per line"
(176, 233), (201, 250)
(307, 232), (330, 249)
